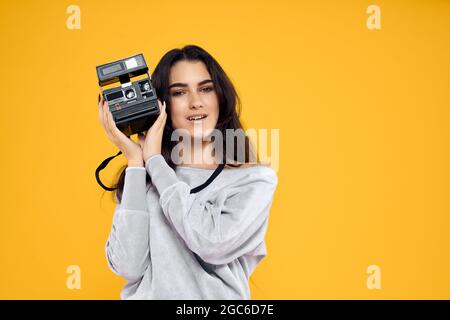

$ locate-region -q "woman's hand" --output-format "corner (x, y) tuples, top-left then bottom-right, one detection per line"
(98, 94), (143, 165)
(141, 99), (167, 163)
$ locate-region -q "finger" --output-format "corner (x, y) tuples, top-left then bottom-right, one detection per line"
(106, 105), (120, 136)
(106, 106), (129, 143)
(103, 101), (114, 137)
(161, 109), (167, 127)
(159, 100), (166, 116)
(150, 101), (164, 130)
(98, 99), (105, 129)
(155, 100), (166, 125)
(102, 101), (108, 128)
(155, 110), (167, 131)
(161, 101), (167, 121)
(161, 103), (167, 122)
(162, 100), (167, 115)
(159, 101), (167, 124)
(98, 94), (104, 108)
(98, 94), (104, 122)
(156, 110), (167, 133)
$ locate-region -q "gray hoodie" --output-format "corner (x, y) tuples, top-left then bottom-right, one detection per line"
(105, 154), (278, 299)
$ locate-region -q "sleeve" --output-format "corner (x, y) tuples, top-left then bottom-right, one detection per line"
(105, 167), (151, 282)
(145, 154), (278, 265)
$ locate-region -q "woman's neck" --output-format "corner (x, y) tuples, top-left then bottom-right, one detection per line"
(179, 140), (221, 169)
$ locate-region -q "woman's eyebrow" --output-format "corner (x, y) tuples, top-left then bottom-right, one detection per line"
(168, 79), (213, 89)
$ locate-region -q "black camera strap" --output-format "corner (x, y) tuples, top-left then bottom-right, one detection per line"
(95, 150), (123, 191)
(190, 162), (226, 194)
(95, 151), (226, 193)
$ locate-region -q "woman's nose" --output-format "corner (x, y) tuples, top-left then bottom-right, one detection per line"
(189, 92), (203, 109)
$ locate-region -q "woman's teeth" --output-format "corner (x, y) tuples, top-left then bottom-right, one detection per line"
(188, 115), (207, 121)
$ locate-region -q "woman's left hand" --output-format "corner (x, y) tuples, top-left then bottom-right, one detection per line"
(139, 99), (167, 163)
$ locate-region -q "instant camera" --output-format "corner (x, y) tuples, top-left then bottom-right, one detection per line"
(95, 53), (160, 191)
(96, 53), (160, 137)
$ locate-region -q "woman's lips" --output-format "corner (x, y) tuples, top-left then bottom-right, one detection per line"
(187, 114), (208, 121)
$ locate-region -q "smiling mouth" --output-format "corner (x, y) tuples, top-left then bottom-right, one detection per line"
(187, 114), (208, 121)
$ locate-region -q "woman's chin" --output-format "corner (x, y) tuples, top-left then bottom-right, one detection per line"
(188, 128), (216, 140)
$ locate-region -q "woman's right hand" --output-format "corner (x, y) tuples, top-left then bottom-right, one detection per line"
(98, 94), (144, 165)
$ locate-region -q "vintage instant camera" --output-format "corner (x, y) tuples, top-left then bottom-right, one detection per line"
(96, 53), (160, 137)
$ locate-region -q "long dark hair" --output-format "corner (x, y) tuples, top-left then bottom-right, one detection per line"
(111, 45), (257, 204)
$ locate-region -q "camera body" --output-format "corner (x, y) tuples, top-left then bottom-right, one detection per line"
(96, 53), (160, 137)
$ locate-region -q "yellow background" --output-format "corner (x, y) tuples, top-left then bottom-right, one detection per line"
(0, 0), (449, 299)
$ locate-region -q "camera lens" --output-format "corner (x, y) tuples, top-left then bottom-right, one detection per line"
(125, 89), (136, 99)
(140, 81), (150, 92)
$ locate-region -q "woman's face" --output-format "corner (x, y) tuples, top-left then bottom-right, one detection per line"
(168, 60), (219, 139)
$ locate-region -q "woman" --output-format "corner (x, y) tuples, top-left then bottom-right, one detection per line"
(98, 45), (278, 299)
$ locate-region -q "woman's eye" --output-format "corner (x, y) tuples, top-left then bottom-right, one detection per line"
(171, 91), (184, 96)
(201, 86), (214, 93)
(171, 87), (213, 96)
